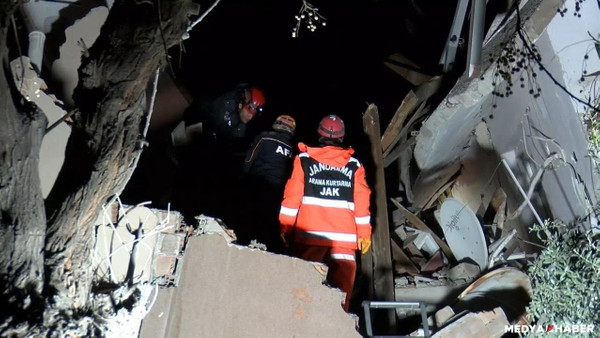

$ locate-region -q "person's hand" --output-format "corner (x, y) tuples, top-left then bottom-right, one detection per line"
(280, 232), (289, 247)
(358, 238), (371, 254)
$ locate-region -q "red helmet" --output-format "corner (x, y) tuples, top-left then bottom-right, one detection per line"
(318, 115), (345, 139)
(272, 115), (296, 135)
(244, 87), (266, 115)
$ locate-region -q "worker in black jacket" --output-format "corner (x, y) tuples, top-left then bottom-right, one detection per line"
(177, 83), (266, 148)
(243, 114), (296, 186)
(236, 115), (296, 251)
(171, 83), (266, 221)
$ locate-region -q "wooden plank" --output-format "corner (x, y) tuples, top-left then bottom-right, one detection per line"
(362, 104), (396, 328)
(397, 139), (415, 203)
(383, 137), (416, 168)
(422, 177), (458, 210)
(380, 91), (418, 153)
(390, 240), (420, 275)
(412, 162), (461, 210)
(414, 75), (443, 105)
(389, 198), (456, 263)
(382, 101), (429, 159)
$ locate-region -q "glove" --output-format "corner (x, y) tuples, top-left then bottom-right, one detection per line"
(358, 238), (372, 254)
(280, 232), (289, 247)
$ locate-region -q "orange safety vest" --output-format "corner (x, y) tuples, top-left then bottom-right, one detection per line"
(279, 143), (371, 250)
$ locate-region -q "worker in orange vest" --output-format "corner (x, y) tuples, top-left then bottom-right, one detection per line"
(279, 114), (372, 311)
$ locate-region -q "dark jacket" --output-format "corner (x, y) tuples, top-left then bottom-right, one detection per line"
(243, 130), (294, 186)
(185, 84), (251, 144)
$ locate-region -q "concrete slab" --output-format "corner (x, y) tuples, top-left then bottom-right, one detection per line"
(140, 234), (361, 338)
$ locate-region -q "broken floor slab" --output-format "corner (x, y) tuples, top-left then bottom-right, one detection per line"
(140, 233), (361, 338)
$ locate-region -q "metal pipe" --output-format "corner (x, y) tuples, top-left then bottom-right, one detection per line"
(28, 31), (45, 72)
(368, 301), (421, 309)
(467, 0), (486, 78)
(501, 159), (545, 227)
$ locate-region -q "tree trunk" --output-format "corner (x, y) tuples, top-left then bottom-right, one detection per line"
(43, 0), (192, 310)
(0, 1), (48, 327)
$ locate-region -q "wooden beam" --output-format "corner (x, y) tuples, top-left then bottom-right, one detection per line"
(414, 75), (443, 104)
(362, 104), (396, 328)
(384, 137), (416, 168)
(390, 240), (420, 275)
(412, 163), (461, 209)
(389, 198), (456, 263)
(380, 91), (418, 154)
(382, 101), (429, 160)
(422, 177), (457, 210)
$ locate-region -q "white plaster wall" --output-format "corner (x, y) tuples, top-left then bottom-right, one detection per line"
(20, 0), (114, 33)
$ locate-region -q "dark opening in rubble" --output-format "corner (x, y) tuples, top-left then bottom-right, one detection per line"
(122, 0), (459, 229)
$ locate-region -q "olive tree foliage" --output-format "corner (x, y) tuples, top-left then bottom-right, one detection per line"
(0, 0), (192, 333)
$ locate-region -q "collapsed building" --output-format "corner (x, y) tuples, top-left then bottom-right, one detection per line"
(5, 0), (599, 336)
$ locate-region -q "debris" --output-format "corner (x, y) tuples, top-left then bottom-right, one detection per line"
(390, 198), (456, 262)
(248, 239), (267, 251)
(381, 90), (418, 153)
(443, 262), (481, 283)
(410, 229), (440, 256)
(431, 307), (509, 338)
(487, 228), (517, 269)
(194, 214), (236, 243)
(431, 306), (455, 328)
(391, 239), (420, 275)
(93, 200), (187, 286)
(482, 187), (507, 239)
(455, 267), (532, 322)
(411, 162), (461, 210)
(140, 233), (361, 337)
(420, 251), (445, 274)
(395, 280), (469, 306)
(383, 100), (429, 161)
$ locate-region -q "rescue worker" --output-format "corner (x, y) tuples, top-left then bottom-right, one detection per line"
(243, 114), (296, 185)
(237, 115), (297, 251)
(175, 83), (265, 148)
(171, 83), (265, 221)
(279, 114), (372, 311)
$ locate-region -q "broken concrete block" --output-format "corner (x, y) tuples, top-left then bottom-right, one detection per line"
(153, 256), (177, 276)
(395, 276), (410, 287)
(194, 214), (236, 243)
(157, 233), (185, 255)
(432, 306), (455, 328)
(431, 307), (509, 338)
(393, 224), (409, 241)
(447, 262), (481, 282)
(140, 234), (361, 337)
